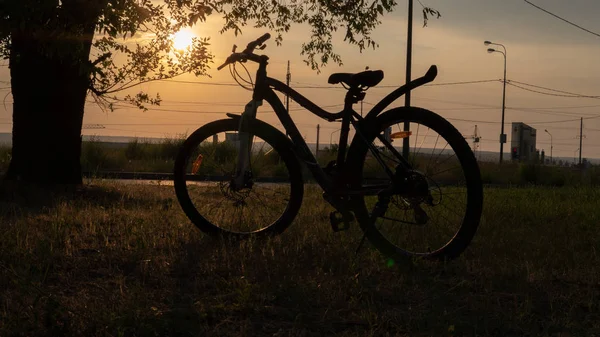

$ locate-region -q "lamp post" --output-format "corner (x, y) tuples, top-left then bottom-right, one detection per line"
(544, 129), (553, 165)
(484, 40), (507, 163)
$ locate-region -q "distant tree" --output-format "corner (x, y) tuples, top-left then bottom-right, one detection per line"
(0, 0), (439, 189)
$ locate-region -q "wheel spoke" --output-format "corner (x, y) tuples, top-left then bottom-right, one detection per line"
(352, 110), (481, 258)
(174, 119), (300, 235)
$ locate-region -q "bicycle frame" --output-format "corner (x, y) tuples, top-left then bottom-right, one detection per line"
(232, 59), (438, 197)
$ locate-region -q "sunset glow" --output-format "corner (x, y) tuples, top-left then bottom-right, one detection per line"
(172, 29), (195, 50)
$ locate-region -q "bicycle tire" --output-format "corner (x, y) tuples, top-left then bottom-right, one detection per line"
(174, 118), (304, 237)
(347, 107), (483, 260)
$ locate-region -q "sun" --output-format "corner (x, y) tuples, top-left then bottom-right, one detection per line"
(172, 29), (195, 50)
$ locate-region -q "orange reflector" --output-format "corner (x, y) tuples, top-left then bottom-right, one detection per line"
(390, 131), (412, 139)
(192, 154), (204, 174)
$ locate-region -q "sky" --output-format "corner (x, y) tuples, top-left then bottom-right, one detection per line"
(1, 0), (600, 160)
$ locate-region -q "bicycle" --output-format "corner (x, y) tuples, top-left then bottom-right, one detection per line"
(173, 33), (483, 260)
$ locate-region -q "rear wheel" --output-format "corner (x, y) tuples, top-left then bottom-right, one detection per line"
(348, 107), (483, 260)
(174, 118), (304, 237)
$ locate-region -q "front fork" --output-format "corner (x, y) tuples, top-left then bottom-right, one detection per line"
(231, 99), (263, 190)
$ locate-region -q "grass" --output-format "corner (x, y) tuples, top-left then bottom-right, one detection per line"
(0, 143), (11, 173)
(478, 161), (600, 187)
(81, 136), (187, 174)
(1, 182), (599, 336)
(2, 139), (599, 187)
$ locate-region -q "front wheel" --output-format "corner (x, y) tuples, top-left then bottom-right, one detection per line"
(174, 118), (304, 238)
(347, 107), (483, 260)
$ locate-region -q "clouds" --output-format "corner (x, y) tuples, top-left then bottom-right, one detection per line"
(421, 0), (600, 44)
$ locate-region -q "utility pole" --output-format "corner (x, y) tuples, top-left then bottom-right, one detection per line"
(316, 124), (320, 158)
(286, 61), (291, 137)
(544, 129), (553, 164)
(499, 50), (507, 163)
(403, 0), (413, 159)
(579, 117), (583, 166)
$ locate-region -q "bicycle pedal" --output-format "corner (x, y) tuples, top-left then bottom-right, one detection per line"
(329, 211), (353, 232)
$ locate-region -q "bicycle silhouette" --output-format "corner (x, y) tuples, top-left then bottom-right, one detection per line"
(174, 33), (483, 260)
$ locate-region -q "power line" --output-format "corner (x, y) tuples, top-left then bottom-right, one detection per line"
(99, 127), (182, 135)
(4, 116), (598, 129)
(150, 99), (248, 106)
(508, 106), (600, 118)
(445, 115), (591, 125)
(110, 104), (264, 114)
(419, 107), (499, 111)
(509, 80), (593, 96)
(85, 123), (196, 126)
(365, 95), (501, 109)
(293, 79), (500, 89)
(164, 77), (598, 104)
(161, 79), (239, 86)
(107, 102), (344, 114)
(478, 138), (600, 149)
(508, 80), (600, 98)
(523, 0), (600, 39)
(514, 104), (600, 110)
(163, 78), (500, 89)
(506, 81), (600, 99)
(422, 79), (500, 87)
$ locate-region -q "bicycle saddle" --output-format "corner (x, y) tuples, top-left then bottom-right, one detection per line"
(327, 70), (384, 88)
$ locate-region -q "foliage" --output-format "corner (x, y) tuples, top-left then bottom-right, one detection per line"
(519, 163), (542, 185)
(476, 161), (600, 187)
(422, 6), (442, 27)
(0, 0), (439, 109)
(0, 0), (444, 88)
(125, 138), (147, 160)
(81, 136), (109, 172)
(81, 136), (127, 173)
(1, 1), (441, 185)
(153, 134), (187, 160)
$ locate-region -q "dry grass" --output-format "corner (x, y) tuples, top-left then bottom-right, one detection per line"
(0, 182), (599, 336)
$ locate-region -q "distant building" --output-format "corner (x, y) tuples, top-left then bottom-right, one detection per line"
(511, 122), (537, 162)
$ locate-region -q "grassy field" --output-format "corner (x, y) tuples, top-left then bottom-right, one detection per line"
(2, 139), (599, 187)
(1, 182), (599, 336)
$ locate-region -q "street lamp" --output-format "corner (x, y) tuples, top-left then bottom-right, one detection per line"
(544, 129), (553, 164)
(484, 40), (507, 163)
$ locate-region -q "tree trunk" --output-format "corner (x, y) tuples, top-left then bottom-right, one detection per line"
(5, 37), (88, 185)
(3, 3), (98, 187)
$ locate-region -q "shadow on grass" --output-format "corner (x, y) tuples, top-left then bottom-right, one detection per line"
(1, 184), (598, 336)
(127, 239), (597, 337)
(0, 181), (174, 220)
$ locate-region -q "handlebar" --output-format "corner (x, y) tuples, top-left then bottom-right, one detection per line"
(245, 33), (270, 53)
(217, 33), (271, 70)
